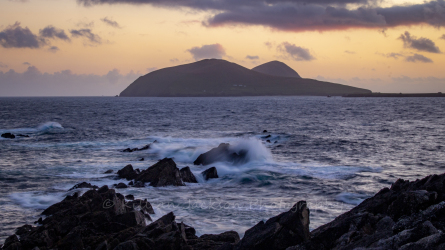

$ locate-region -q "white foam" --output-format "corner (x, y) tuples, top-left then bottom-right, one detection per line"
(335, 192), (369, 205)
(0, 121), (63, 135)
(9, 192), (66, 210)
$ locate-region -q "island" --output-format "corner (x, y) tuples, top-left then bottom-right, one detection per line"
(119, 59), (371, 97)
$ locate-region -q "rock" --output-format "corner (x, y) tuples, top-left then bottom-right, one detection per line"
(122, 144), (151, 153)
(128, 181), (134, 186)
(114, 211), (146, 227)
(104, 170), (114, 174)
(133, 181), (145, 188)
(263, 135), (271, 139)
(113, 241), (139, 250)
(263, 130), (268, 133)
(266, 140), (271, 143)
(17, 134), (30, 137)
(115, 183), (128, 189)
(180, 167), (198, 183)
(235, 201), (310, 250)
(202, 167), (218, 180)
(1, 133), (15, 139)
(125, 194), (134, 200)
(69, 182), (99, 190)
(134, 158), (184, 187)
(117, 164), (139, 180)
(127, 199), (155, 215)
(98, 185), (109, 193)
(139, 158), (144, 161)
(193, 143), (248, 166)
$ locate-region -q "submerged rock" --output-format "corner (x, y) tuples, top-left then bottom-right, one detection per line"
(194, 143), (248, 165)
(68, 182), (98, 191)
(202, 167), (218, 180)
(115, 183), (128, 189)
(135, 158), (184, 187)
(1, 133), (15, 139)
(122, 144), (151, 153)
(180, 166), (198, 183)
(104, 169), (113, 174)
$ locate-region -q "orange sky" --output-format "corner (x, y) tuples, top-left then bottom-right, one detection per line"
(1, 0), (444, 95)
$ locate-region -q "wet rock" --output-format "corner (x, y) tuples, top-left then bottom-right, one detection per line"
(98, 185), (109, 193)
(17, 134), (30, 137)
(235, 201), (309, 250)
(117, 164), (139, 180)
(180, 167), (198, 183)
(193, 143), (248, 166)
(266, 140), (271, 143)
(115, 183), (128, 189)
(133, 181), (145, 188)
(104, 170), (114, 174)
(1, 133), (15, 139)
(139, 158), (144, 161)
(263, 130), (268, 133)
(122, 144), (151, 153)
(125, 194), (134, 200)
(202, 167), (218, 180)
(69, 182), (99, 191)
(134, 158), (184, 187)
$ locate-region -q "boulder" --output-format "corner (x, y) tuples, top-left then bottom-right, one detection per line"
(180, 167), (198, 183)
(115, 183), (128, 189)
(235, 201), (309, 250)
(193, 143), (248, 166)
(122, 144), (151, 153)
(69, 182), (99, 191)
(125, 194), (134, 200)
(117, 164), (139, 180)
(134, 158), (184, 187)
(104, 170), (113, 174)
(17, 134), (30, 137)
(202, 167), (218, 180)
(1, 133), (15, 139)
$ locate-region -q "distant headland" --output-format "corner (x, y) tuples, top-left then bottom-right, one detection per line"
(119, 59), (371, 97)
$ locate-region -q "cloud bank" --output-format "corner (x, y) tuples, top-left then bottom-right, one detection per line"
(187, 43), (226, 61)
(0, 66), (140, 96)
(77, 0), (445, 32)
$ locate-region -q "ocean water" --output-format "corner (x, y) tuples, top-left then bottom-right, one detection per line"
(1, 96), (444, 242)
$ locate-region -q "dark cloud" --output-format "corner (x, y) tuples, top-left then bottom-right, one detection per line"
(246, 55), (259, 60)
(344, 50), (355, 54)
(187, 43), (226, 61)
(278, 42), (315, 61)
(0, 62), (8, 68)
(0, 66), (141, 96)
(0, 22), (43, 48)
(405, 53), (433, 63)
(48, 46), (59, 53)
(399, 31), (441, 53)
(70, 29), (102, 44)
(23, 62), (31, 65)
(440, 34), (445, 40)
(101, 17), (122, 28)
(39, 26), (70, 41)
(77, 0), (445, 32)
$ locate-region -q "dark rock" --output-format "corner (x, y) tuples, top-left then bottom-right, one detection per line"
(122, 144), (151, 153)
(104, 170), (114, 174)
(98, 185), (109, 193)
(69, 182), (99, 191)
(193, 143), (248, 166)
(1, 133), (15, 139)
(114, 211), (146, 227)
(263, 130), (268, 133)
(125, 194), (135, 200)
(2, 235), (19, 249)
(202, 167), (218, 180)
(266, 140), (271, 143)
(133, 181), (145, 188)
(263, 135), (271, 139)
(235, 201), (309, 250)
(128, 181), (134, 186)
(113, 241), (139, 250)
(134, 158), (184, 187)
(17, 134), (30, 137)
(115, 183), (128, 189)
(127, 199), (155, 215)
(139, 158), (144, 161)
(180, 167), (198, 183)
(117, 164), (139, 180)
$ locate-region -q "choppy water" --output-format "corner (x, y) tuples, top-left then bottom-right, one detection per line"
(1, 96), (444, 242)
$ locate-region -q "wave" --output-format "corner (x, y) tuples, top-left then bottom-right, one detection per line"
(335, 192), (370, 205)
(0, 121), (64, 136)
(9, 191), (66, 210)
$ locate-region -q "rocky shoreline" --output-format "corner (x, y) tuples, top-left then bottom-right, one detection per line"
(2, 148), (445, 249)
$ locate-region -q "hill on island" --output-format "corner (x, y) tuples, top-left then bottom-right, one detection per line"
(119, 59), (371, 97)
(252, 61), (301, 78)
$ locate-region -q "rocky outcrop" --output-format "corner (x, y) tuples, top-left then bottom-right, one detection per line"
(122, 144), (151, 153)
(1, 188), (239, 250)
(1, 133), (15, 139)
(180, 167), (198, 183)
(202, 167), (219, 180)
(194, 143), (247, 166)
(117, 159), (198, 187)
(68, 182), (99, 190)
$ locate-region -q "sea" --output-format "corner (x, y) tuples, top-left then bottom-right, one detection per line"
(1, 96), (444, 242)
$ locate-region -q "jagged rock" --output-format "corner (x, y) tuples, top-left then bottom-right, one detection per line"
(115, 183), (128, 189)
(202, 167), (218, 180)
(1, 133), (15, 139)
(193, 143), (248, 166)
(134, 158), (184, 187)
(104, 170), (114, 174)
(235, 201), (309, 250)
(122, 144), (151, 153)
(69, 182), (99, 191)
(117, 164), (139, 180)
(127, 199), (155, 215)
(180, 167), (198, 183)
(125, 194), (134, 200)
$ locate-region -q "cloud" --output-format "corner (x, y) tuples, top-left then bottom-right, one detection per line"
(101, 17), (122, 28)
(405, 53), (433, 63)
(48, 46), (59, 53)
(344, 50), (355, 54)
(440, 34), (445, 40)
(146, 67), (158, 73)
(0, 66), (141, 96)
(23, 62), (31, 65)
(278, 42), (315, 61)
(77, 0), (445, 32)
(0, 62), (8, 68)
(376, 52), (404, 59)
(39, 26), (70, 41)
(399, 31), (441, 53)
(187, 43), (226, 61)
(265, 42), (273, 49)
(0, 22), (43, 48)
(170, 58), (179, 63)
(246, 55), (259, 60)
(70, 29), (102, 44)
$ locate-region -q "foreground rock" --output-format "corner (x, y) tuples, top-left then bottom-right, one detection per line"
(68, 182), (99, 190)
(1, 133), (15, 139)
(202, 167), (219, 180)
(1, 188), (239, 250)
(117, 158), (198, 186)
(194, 143), (247, 166)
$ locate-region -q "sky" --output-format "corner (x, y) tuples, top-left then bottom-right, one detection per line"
(1, 0), (445, 96)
